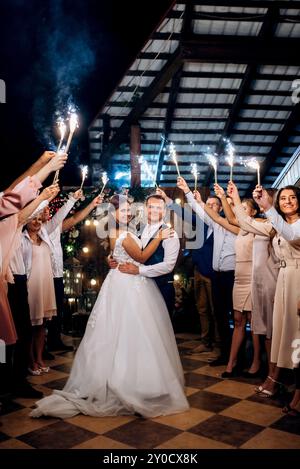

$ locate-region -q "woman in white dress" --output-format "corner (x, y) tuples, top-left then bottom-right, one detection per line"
(30, 195), (189, 419)
(253, 185), (300, 416)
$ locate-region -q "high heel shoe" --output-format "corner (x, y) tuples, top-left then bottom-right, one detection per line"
(241, 369), (262, 379)
(28, 368), (42, 376)
(282, 404), (300, 417)
(221, 366), (239, 379)
(38, 366), (50, 373)
(255, 375), (285, 398)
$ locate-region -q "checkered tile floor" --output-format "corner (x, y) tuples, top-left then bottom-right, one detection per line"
(1, 334), (300, 449)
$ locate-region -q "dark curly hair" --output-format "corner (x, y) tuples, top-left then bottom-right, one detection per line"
(107, 194), (132, 230)
(275, 185), (300, 220)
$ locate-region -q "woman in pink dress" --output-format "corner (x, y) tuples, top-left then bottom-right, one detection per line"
(0, 179), (57, 400)
(22, 216), (57, 375)
(0, 150), (66, 349)
(0, 175), (44, 346)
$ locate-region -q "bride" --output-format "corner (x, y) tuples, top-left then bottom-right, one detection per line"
(30, 194), (189, 419)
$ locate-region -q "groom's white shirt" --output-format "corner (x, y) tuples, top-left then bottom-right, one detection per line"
(139, 222), (180, 278)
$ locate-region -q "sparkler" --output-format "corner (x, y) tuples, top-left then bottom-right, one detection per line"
(53, 111), (78, 183)
(139, 156), (158, 188)
(245, 158), (261, 186)
(191, 163), (198, 191)
(99, 172), (109, 196)
(65, 112), (78, 154)
(170, 143), (181, 178)
(53, 119), (67, 183)
(207, 153), (218, 184)
(79, 165), (88, 190)
(225, 139), (235, 182)
(56, 118), (66, 154)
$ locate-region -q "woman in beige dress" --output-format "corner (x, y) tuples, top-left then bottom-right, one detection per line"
(254, 185), (300, 416)
(177, 177), (259, 379)
(22, 216), (57, 375)
(210, 185), (261, 378)
(220, 182), (279, 381)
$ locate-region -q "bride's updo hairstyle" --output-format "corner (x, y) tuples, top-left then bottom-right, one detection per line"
(108, 194), (129, 211)
(108, 194), (132, 229)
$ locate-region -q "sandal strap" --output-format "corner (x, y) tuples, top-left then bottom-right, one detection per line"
(267, 376), (283, 386)
(258, 388), (274, 397)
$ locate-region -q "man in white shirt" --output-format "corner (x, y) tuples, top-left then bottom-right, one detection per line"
(156, 187), (221, 354)
(177, 177), (237, 366)
(115, 194), (180, 317)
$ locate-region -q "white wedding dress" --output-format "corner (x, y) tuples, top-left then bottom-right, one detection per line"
(30, 232), (189, 419)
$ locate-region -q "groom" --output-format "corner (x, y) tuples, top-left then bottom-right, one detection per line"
(109, 194), (180, 317)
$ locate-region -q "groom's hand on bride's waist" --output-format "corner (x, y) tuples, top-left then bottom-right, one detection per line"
(118, 262), (139, 275)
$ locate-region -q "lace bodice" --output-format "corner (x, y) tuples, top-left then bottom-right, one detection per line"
(112, 231), (141, 266)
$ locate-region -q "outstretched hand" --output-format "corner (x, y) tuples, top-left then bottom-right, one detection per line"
(177, 177), (190, 194)
(155, 187), (172, 205)
(39, 151), (56, 165)
(41, 183), (60, 201)
(193, 190), (204, 206)
(92, 195), (104, 207)
(73, 189), (83, 200)
(252, 185), (271, 211)
(226, 181), (239, 202)
(48, 153), (68, 171)
(214, 183), (225, 199)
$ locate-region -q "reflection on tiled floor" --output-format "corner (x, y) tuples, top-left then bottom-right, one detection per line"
(1, 333), (300, 449)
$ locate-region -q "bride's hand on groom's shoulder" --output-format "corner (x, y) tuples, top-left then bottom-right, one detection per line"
(159, 227), (175, 240)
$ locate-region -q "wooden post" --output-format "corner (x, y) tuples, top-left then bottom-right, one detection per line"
(130, 124), (141, 188)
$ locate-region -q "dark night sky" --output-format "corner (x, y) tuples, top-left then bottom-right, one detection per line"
(0, 0), (174, 188)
